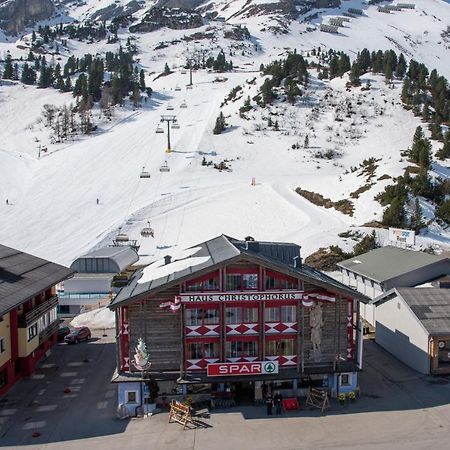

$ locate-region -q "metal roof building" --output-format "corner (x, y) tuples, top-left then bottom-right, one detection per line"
(0, 244), (74, 316)
(372, 288), (450, 374)
(336, 246), (450, 326)
(70, 246), (139, 274)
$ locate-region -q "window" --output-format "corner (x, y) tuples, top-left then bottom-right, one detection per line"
(187, 343), (202, 359)
(242, 307), (258, 323)
(340, 373), (351, 387)
(265, 272), (298, 290)
(226, 307), (242, 324)
(58, 305), (70, 315)
(265, 306), (296, 322)
(185, 308), (219, 326)
(265, 307), (280, 322)
(28, 323), (38, 341)
(226, 341), (258, 358)
(0, 337), (5, 353)
(186, 273), (219, 292)
(281, 306), (296, 322)
(187, 342), (219, 359)
(126, 391), (137, 403)
(226, 273), (258, 291)
(265, 339), (295, 356)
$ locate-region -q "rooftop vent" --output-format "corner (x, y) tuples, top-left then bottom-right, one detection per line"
(164, 255), (172, 265)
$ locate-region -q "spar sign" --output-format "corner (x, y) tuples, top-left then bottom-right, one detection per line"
(388, 227), (415, 246)
(207, 361), (279, 377)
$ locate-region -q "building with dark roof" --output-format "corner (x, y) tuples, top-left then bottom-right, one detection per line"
(337, 246), (450, 326)
(372, 288), (450, 374)
(0, 244), (74, 397)
(109, 235), (368, 416)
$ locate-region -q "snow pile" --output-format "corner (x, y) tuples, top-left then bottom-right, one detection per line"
(70, 306), (115, 330)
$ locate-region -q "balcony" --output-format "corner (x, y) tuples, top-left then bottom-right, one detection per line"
(39, 320), (59, 345)
(18, 295), (59, 327)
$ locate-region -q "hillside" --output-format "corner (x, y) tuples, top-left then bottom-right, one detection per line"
(0, 0), (449, 266)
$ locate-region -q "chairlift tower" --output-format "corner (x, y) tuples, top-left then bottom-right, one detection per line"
(160, 115), (177, 153)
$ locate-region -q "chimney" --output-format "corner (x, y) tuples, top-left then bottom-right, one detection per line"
(293, 250), (302, 268)
(246, 241), (260, 253)
(164, 255), (172, 265)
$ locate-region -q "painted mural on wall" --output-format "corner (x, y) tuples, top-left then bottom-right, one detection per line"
(310, 304), (324, 362)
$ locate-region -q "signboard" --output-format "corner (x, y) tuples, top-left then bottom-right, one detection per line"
(179, 291), (304, 303)
(207, 361), (279, 377)
(388, 227), (415, 246)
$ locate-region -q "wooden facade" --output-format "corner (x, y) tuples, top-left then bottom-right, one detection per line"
(117, 259), (359, 382)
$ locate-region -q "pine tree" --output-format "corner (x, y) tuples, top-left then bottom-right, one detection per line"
(349, 62), (361, 87)
(2, 52), (13, 79)
(436, 133), (450, 160)
(261, 79), (275, 106)
(163, 63), (171, 76)
(139, 69), (146, 92)
(383, 196), (405, 228)
(436, 199), (450, 224)
(410, 197), (424, 232)
(395, 53), (407, 79)
(304, 134), (309, 148)
(213, 112), (226, 135)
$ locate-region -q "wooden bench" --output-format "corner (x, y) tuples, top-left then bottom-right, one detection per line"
(305, 388), (330, 413)
(168, 400), (194, 430)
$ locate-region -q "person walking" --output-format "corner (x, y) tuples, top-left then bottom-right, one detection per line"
(274, 391), (283, 415)
(261, 382), (268, 400)
(265, 392), (273, 416)
(5, 199), (8, 205)
(96, 198), (99, 205)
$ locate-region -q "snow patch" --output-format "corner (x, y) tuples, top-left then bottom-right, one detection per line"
(70, 307), (115, 330)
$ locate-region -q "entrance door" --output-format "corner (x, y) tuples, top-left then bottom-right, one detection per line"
(234, 382), (254, 405)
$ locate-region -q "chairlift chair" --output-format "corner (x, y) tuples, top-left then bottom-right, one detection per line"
(140, 167), (151, 178)
(181, 70), (187, 74)
(166, 104), (174, 111)
(115, 233), (129, 243)
(171, 122), (180, 129)
(140, 221), (154, 238)
(175, 85), (182, 91)
(180, 101), (187, 108)
(186, 85), (193, 90)
(160, 161), (170, 172)
(156, 126), (164, 134)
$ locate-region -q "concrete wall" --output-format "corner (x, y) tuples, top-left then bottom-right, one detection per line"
(375, 294), (430, 374)
(0, 312), (11, 367)
(118, 381), (142, 417)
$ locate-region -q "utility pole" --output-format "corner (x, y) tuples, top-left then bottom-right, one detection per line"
(160, 115), (177, 153)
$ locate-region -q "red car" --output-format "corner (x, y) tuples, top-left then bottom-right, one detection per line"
(64, 327), (91, 344)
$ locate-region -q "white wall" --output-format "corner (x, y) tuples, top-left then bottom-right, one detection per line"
(64, 276), (113, 294)
(375, 294), (430, 374)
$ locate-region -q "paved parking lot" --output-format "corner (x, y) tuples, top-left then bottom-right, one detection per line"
(2, 334), (450, 449)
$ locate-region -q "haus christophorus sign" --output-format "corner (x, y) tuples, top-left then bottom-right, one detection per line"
(179, 292), (305, 303)
(207, 361), (279, 377)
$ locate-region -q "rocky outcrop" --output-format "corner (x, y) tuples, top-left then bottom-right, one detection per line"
(90, 0), (144, 21)
(0, 0), (55, 35)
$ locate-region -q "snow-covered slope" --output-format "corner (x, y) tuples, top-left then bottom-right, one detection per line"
(0, 0), (449, 267)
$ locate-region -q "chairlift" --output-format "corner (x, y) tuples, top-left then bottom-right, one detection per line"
(140, 221), (154, 238)
(159, 161), (170, 172)
(181, 70), (187, 74)
(156, 126), (164, 134)
(175, 85), (182, 91)
(171, 122), (180, 129)
(140, 167), (151, 178)
(186, 84), (193, 90)
(166, 104), (174, 111)
(180, 101), (187, 108)
(115, 232), (129, 243)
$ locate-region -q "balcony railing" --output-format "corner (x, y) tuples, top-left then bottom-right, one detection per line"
(18, 295), (58, 327)
(39, 320), (59, 345)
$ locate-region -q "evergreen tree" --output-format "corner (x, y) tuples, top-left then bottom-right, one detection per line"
(12, 63), (19, 80)
(328, 56), (339, 79)
(410, 197), (424, 232)
(436, 133), (450, 160)
(64, 76), (72, 93)
(436, 199), (450, 224)
(20, 63), (36, 85)
(338, 53), (350, 76)
(27, 49), (35, 62)
(356, 48), (371, 74)
(2, 52), (13, 79)
(213, 111), (226, 135)
(163, 62), (171, 75)
(395, 53), (407, 79)
(304, 134), (309, 149)
(383, 196), (405, 228)
(261, 79), (275, 105)
(349, 62), (361, 86)
(139, 69), (146, 92)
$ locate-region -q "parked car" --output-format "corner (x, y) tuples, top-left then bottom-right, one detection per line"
(64, 327), (91, 344)
(57, 325), (71, 342)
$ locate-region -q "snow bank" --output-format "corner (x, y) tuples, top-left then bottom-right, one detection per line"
(70, 307), (115, 330)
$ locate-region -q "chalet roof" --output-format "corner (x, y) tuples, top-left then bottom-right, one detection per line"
(70, 246), (138, 273)
(373, 288), (450, 336)
(337, 246), (449, 285)
(0, 244), (75, 316)
(109, 235), (368, 309)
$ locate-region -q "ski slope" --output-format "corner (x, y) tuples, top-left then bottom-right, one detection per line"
(0, 0), (449, 267)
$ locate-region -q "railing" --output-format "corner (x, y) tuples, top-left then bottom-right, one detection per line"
(18, 295), (58, 327)
(39, 320), (59, 345)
